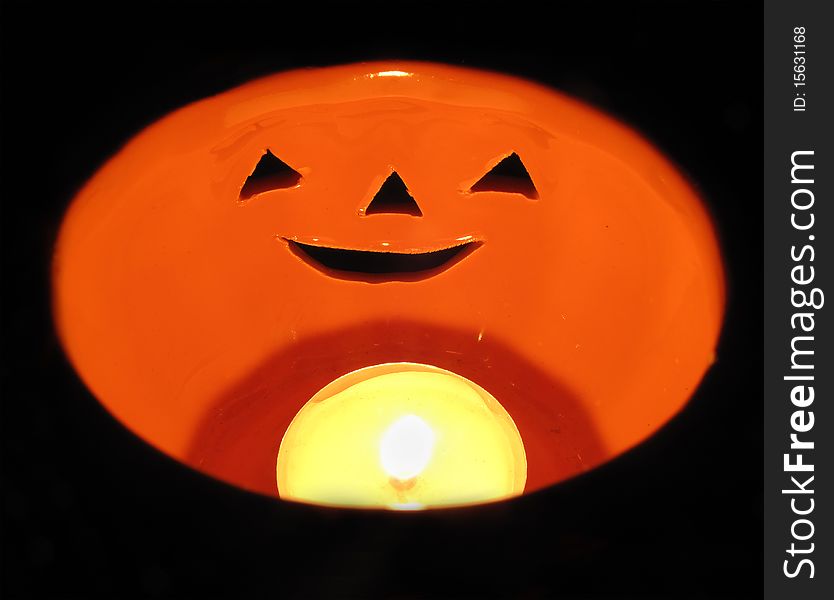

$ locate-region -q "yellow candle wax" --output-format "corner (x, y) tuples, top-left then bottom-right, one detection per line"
(276, 362), (527, 510)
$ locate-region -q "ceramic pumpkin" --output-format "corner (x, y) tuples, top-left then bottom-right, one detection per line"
(52, 62), (724, 506)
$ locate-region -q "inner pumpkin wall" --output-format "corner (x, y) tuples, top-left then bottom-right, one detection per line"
(52, 62), (725, 501)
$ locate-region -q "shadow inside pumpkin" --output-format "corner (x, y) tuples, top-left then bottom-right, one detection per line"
(186, 320), (606, 502)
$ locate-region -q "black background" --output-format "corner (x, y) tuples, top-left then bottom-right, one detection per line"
(1, 1), (761, 598)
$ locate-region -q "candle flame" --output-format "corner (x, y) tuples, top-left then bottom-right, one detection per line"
(379, 414), (435, 480)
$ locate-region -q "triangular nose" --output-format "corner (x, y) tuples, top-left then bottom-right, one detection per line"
(364, 172), (423, 216)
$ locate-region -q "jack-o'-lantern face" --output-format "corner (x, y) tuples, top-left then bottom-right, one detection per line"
(53, 63), (724, 507)
(225, 89), (549, 285)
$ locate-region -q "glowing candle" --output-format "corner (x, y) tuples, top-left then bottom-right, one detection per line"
(379, 415), (436, 481)
(276, 362), (527, 510)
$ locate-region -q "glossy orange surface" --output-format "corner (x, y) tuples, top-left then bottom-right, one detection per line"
(52, 62), (724, 499)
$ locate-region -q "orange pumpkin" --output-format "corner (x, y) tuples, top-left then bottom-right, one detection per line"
(52, 62), (724, 501)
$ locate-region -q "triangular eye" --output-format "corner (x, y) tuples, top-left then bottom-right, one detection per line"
(470, 153), (538, 199)
(365, 171), (423, 216)
(239, 150), (302, 200)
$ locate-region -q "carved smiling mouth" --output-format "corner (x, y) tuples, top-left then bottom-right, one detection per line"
(283, 239), (482, 282)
